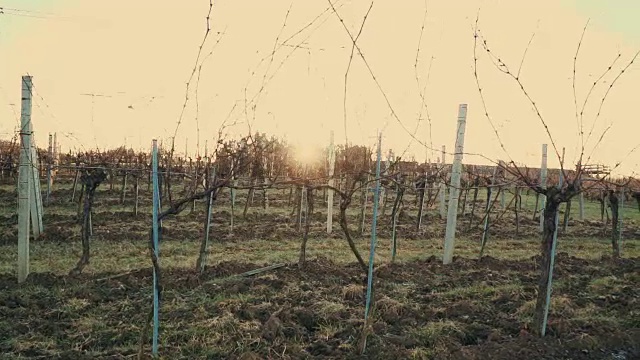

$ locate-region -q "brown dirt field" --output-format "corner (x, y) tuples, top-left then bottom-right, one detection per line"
(0, 181), (638, 359)
(0, 255), (638, 359)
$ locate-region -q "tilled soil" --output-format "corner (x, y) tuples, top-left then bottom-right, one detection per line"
(0, 254), (638, 359)
(1, 183), (639, 359)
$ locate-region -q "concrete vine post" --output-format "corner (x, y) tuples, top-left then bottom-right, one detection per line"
(439, 182), (446, 219)
(27, 117), (43, 238)
(443, 104), (468, 265)
(539, 144), (548, 232)
(151, 139), (160, 356)
(46, 133), (53, 206)
(327, 131), (336, 234)
(577, 164), (585, 220)
(197, 165), (217, 274)
(17, 75), (33, 284)
(52, 132), (58, 185)
(618, 187), (625, 256)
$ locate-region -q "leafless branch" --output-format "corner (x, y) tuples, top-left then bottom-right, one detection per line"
(343, 2), (374, 145)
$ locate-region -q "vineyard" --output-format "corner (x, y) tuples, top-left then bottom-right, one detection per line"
(2, 1), (640, 359)
(0, 133), (639, 359)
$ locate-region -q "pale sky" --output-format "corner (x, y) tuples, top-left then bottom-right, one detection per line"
(0, 0), (638, 175)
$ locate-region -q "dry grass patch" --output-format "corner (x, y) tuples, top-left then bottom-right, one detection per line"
(342, 283), (363, 300)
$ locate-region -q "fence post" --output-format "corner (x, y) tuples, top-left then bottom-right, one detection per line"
(200, 165), (216, 273)
(18, 75), (33, 284)
(539, 144), (548, 232)
(443, 104), (468, 265)
(499, 160), (506, 209)
(618, 186), (625, 256)
(577, 164), (584, 220)
(151, 139), (160, 355)
(28, 118), (43, 238)
(362, 132), (382, 352)
(541, 164), (563, 336)
(53, 132), (58, 185)
(46, 134), (52, 205)
(327, 131), (335, 234)
(439, 182), (446, 218)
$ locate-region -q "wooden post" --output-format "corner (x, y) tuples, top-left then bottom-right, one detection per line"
(443, 104), (468, 265)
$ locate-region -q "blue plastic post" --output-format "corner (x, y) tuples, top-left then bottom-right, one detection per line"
(391, 177), (398, 261)
(363, 133), (382, 351)
(151, 139), (160, 355)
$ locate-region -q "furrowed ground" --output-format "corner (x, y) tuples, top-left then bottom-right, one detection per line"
(0, 180), (638, 359)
